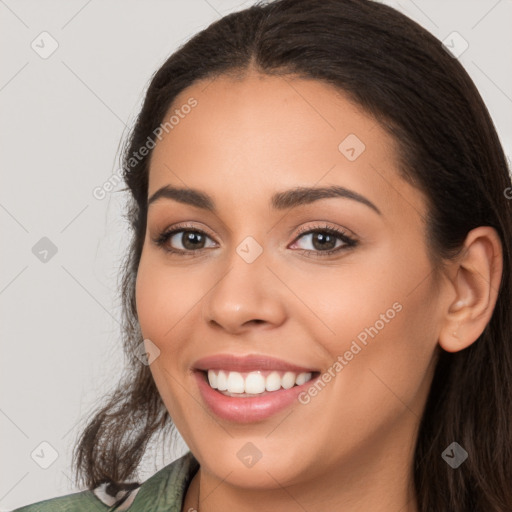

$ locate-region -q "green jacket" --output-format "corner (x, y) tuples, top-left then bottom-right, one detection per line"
(12, 451), (199, 511)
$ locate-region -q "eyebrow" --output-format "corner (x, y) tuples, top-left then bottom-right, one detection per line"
(147, 184), (381, 215)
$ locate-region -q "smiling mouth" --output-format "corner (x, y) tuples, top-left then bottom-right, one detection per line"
(198, 369), (320, 397)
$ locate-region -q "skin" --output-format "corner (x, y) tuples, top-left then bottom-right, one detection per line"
(135, 70), (502, 512)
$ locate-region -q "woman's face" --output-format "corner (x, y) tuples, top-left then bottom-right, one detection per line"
(135, 72), (445, 492)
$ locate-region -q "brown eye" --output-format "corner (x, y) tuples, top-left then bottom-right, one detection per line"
(290, 225), (358, 257)
(177, 231), (207, 251)
(154, 227), (217, 254)
(302, 232), (338, 251)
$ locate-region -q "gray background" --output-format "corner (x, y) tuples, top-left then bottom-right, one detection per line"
(1, 0), (511, 509)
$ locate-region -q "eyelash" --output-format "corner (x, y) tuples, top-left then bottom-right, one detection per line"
(153, 222), (358, 258)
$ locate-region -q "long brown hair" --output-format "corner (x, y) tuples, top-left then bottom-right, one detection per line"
(73, 1), (512, 509)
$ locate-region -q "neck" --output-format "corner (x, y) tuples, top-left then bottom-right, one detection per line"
(183, 418), (420, 512)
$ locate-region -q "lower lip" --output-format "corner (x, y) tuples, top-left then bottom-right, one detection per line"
(194, 371), (320, 423)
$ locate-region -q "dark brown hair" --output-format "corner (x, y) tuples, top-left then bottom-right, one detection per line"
(73, 0), (512, 509)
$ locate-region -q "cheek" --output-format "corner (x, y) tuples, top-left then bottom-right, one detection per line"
(301, 251), (439, 419)
(135, 254), (196, 418)
(288, 256), (403, 352)
(135, 259), (166, 340)
(135, 253), (201, 342)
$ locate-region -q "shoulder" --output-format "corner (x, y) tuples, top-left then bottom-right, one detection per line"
(129, 450), (199, 509)
(11, 489), (107, 511)
(11, 452), (200, 512)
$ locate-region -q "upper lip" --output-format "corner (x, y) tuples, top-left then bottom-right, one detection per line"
(193, 354), (319, 373)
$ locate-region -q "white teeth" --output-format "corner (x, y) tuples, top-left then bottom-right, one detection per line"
(295, 372), (311, 386)
(245, 372), (266, 394)
(207, 370), (217, 389)
(226, 371), (245, 393)
(216, 370), (228, 391)
(282, 371), (296, 390)
(206, 370), (314, 395)
(266, 371), (281, 392)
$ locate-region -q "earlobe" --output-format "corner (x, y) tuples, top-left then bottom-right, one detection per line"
(438, 226), (503, 353)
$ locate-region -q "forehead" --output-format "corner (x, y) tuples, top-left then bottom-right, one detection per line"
(147, 72), (425, 222)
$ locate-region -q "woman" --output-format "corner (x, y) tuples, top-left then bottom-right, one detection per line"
(14, 0), (512, 510)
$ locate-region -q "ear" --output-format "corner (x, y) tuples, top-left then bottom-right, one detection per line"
(438, 226), (503, 353)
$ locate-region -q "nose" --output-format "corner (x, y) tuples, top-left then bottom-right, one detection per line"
(202, 246), (287, 334)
